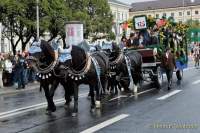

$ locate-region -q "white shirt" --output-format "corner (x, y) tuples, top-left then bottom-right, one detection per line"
(166, 52), (169, 59)
(58, 45), (72, 62)
(4, 60), (12, 73)
(194, 46), (199, 55)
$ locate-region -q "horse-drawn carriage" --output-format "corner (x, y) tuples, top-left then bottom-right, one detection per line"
(135, 48), (162, 89)
(126, 15), (188, 89)
(27, 19), (188, 116)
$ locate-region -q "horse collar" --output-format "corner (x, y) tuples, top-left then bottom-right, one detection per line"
(66, 53), (92, 81)
(37, 72), (52, 80)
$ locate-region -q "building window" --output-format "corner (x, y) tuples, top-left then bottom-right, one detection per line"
(179, 12), (182, 16)
(156, 14), (159, 18)
(148, 14), (152, 18)
(163, 13), (166, 17)
(112, 12), (116, 19)
(125, 13), (127, 20)
(187, 11), (191, 15)
(118, 13), (120, 20)
(122, 13), (124, 20)
(195, 10), (199, 15)
(179, 20), (182, 23)
(171, 13), (174, 17)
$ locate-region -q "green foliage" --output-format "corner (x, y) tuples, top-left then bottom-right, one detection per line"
(107, 31), (116, 41)
(0, 0), (113, 53)
(147, 16), (156, 29)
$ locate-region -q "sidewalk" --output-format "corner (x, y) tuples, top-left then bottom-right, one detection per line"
(0, 82), (40, 96)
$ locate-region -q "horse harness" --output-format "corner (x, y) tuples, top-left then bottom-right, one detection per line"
(35, 49), (106, 82)
(110, 52), (124, 71)
(65, 53), (92, 81)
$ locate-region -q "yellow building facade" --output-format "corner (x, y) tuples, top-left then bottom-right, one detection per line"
(129, 0), (200, 23)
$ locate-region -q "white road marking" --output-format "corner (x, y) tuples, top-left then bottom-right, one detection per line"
(109, 95), (128, 101)
(157, 90), (182, 100)
(137, 88), (156, 95)
(129, 88), (156, 97)
(192, 80), (200, 85)
(80, 114), (129, 133)
(0, 93), (88, 119)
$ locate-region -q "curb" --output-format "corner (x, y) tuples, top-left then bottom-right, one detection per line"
(0, 85), (40, 96)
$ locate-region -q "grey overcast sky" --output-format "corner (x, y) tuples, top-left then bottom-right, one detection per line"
(118, 0), (156, 4)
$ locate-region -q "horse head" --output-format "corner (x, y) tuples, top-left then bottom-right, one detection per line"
(70, 45), (87, 71)
(27, 40), (56, 75)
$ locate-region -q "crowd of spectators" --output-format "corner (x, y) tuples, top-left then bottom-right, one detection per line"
(0, 51), (37, 89)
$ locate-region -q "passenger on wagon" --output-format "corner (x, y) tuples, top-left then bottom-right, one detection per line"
(127, 32), (139, 48)
(51, 38), (72, 69)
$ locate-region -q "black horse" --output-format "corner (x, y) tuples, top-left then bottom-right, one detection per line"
(28, 40), (71, 113)
(61, 45), (109, 116)
(28, 40), (109, 116)
(104, 43), (143, 94)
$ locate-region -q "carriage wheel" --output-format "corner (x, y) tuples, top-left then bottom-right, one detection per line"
(154, 66), (162, 90)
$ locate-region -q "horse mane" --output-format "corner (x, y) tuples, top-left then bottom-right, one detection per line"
(71, 45), (87, 71)
(109, 43), (121, 62)
(40, 40), (55, 60)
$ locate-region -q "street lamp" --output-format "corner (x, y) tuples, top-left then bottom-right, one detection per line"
(36, 0), (39, 41)
(87, 1), (95, 38)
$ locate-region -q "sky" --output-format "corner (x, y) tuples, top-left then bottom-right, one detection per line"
(118, 0), (156, 4)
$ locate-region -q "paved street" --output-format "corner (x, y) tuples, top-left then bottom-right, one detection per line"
(0, 64), (200, 133)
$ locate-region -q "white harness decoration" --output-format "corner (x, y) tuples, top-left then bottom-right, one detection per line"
(91, 56), (103, 93)
(67, 53), (92, 80)
(124, 55), (134, 89)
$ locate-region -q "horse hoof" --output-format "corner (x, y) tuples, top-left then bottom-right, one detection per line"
(95, 101), (101, 109)
(133, 85), (138, 94)
(64, 104), (70, 110)
(90, 108), (96, 113)
(46, 110), (52, 115)
(72, 112), (78, 117)
(87, 96), (91, 100)
(52, 107), (56, 112)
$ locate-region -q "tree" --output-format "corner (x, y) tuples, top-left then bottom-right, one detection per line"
(107, 31), (116, 41)
(41, 0), (71, 42)
(0, 0), (23, 54)
(0, 0), (70, 53)
(0, 0), (39, 53)
(0, 0), (113, 53)
(66, 0), (113, 40)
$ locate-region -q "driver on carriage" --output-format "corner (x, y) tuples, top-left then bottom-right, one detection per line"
(51, 37), (72, 69)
